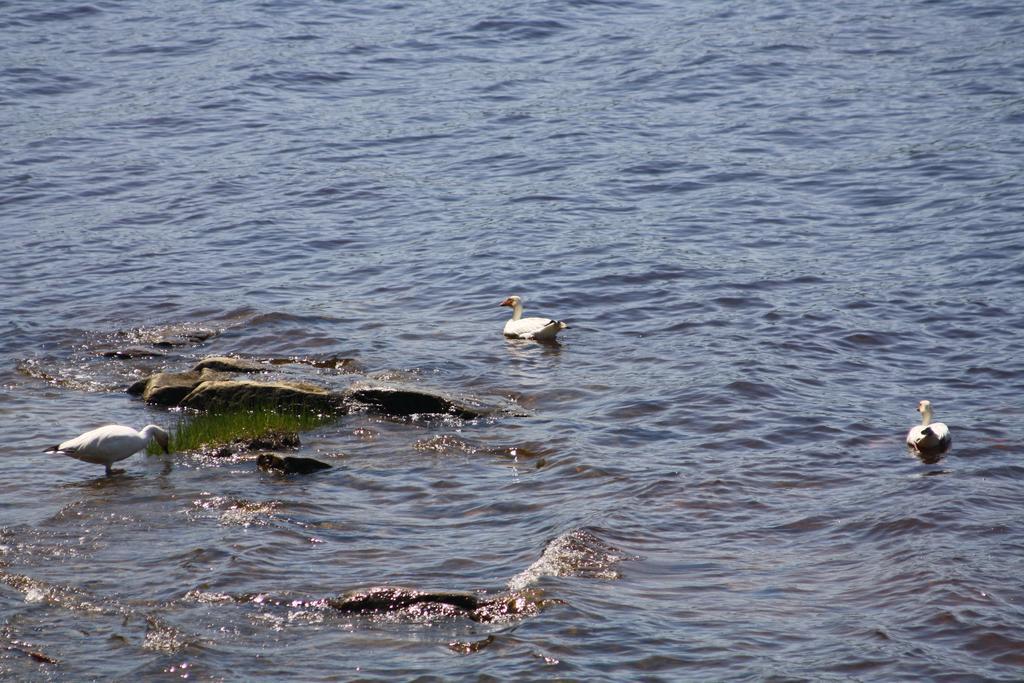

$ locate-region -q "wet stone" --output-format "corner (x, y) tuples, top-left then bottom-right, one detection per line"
(257, 454), (332, 475)
(192, 356), (265, 373)
(343, 385), (492, 420)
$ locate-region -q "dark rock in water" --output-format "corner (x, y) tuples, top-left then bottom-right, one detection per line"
(127, 369), (233, 406)
(192, 356), (265, 373)
(343, 385), (491, 419)
(102, 347), (166, 359)
(257, 453), (332, 474)
(180, 379), (343, 413)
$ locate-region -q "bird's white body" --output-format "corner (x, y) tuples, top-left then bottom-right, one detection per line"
(45, 424), (169, 475)
(500, 295), (568, 341)
(906, 400), (951, 454)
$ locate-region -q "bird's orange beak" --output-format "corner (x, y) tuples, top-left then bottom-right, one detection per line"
(499, 298), (513, 307)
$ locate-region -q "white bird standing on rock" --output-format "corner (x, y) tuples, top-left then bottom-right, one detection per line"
(499, 295), (569, 341)
(44, 424), (169, 476)
(906, 400), (951, 455)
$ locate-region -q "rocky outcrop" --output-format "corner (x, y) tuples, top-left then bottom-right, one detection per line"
(179, 379), (342, 413)
(126, 368), (512, 420)
(257, 454), (332, 474)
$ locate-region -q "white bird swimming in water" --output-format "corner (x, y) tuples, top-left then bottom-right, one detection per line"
(499, 295), (569, 341)
(906, 400), (951, 455)
(44, 424), (170, 476)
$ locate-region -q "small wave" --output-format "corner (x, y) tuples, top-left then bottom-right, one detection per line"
(725, 380), (780, 400)
(840, 515), (940, 541)
(507, 528), (629, 591)
(247, 69), (355, 88)
(0, 570), (196, 653)
(21, 5), (101, 24)
(142, 616), (194, 654)
(189, 495), (281, 528)
(466, 18), (569, 41)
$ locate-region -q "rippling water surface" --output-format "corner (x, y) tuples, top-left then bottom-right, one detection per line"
(3, 0), (1024, 679)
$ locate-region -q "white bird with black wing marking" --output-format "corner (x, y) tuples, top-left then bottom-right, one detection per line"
(44, 424), (169, 476)
(499, 295), (569, 341)
(906, 400), (951, 455)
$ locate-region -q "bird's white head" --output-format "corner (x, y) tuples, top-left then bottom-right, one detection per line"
(500, 295), (523, 321)
(143, 425), (170, 454)
(499, 295), (522, 308)
(916, 400), (934, 425)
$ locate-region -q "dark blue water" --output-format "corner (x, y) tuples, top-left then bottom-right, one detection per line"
(3, 0), (1024, 679)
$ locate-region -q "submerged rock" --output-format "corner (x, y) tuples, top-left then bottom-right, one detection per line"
(180, 379), (342, 413)
(257, 454), (332, 474)
(448, 635), (496, 655)
(151, 328), (217, 348)
(268, 355), (360, 371)
(325, 586), (558, 623)
(192, 356), (265, 373)
(207, 431), (301, 458)
(102, 347), (166, 359)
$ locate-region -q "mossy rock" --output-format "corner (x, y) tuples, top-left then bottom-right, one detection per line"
(127, 369), (234, 406)
(179, 379), (343, 413)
